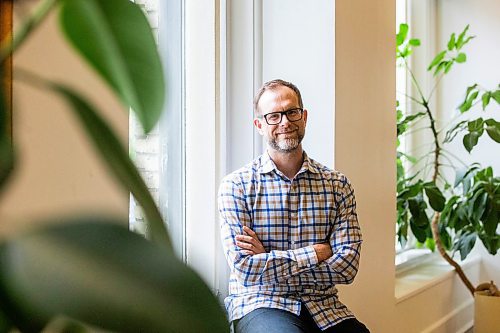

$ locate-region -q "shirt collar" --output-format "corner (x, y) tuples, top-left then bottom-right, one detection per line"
(258, 150), (320, 175)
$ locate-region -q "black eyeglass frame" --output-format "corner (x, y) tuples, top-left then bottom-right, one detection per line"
(261, 108), (304, 125)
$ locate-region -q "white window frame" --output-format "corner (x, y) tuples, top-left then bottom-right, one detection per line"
(395, 0), (437, 269)
(134, 1), (336, 298)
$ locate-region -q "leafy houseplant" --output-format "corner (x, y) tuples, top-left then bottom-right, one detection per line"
(0, 0), (228, 332)
(396, 23), (500, 296)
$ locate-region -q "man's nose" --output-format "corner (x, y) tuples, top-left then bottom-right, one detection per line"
(280, 114), (291, 125)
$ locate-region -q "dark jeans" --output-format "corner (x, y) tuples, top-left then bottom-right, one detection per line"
(235, 306), (370, 333)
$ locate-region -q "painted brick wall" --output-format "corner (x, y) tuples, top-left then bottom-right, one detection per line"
(129, 0), (160, 236)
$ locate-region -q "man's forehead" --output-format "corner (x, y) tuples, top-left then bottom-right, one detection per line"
(259, 86), (299, 111)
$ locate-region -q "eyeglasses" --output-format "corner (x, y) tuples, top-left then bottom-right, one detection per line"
(261, 108), (304, 125)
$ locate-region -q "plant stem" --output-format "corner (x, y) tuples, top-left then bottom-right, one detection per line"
(420, 100), (441, 182)
(397, 90), (423, 105)
(430, 212), (475, 296)
(428, 72), (444, 101)
(424, 98), (476, 296)
(404, 58), (427, 105)
(0, 0), (59, 63)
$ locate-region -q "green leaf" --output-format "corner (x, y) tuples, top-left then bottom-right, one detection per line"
(440, 195), (459, 224)
(460, 36), (475, 49)
(408, 195), (429, 228)
(478, 233), (499, 256)
(439, 223), (452, 250)
(0, 220), (229, 333)
(425, 237), (435, 252)
(492, 90), (500, 104)
(397, 112), (427, 136)
(409, 38), (421, 46)
(433, 61), (447, 76)
(410, 219), (428, 243)
(52, 85), (171, 249)
(455, 206), (470, 231)
(481, 92), (491, 110)
(482, 205), (498, 237)
(0, 89), (14, 192)
(465, 84), (479, 98)
(59, 0), (165, 133)
(0, 139), (14, 193)
(444, 61), (453, 74)
(469, 190), (487, 222)
(396, 23), (409, 46)
(463, 132), (480, 153)
(458, 84), (479, 113)
(424, 182), (446, 212)
(0, 307), (12, 333)
(447, 33), (456, 51)
(444, 120), (468, 143)
(455, 230), (476, 260)
(459, 89), (479, 113)
(485, 119), (500, 143)
(398, 181), (423, 200)
(468, 117), (484, 132)
(428, 50), (447, 71)
(455, 25), (470, 49)
(454, 164), (480, 188)
(455, 52), (466, 63)
(463, 118), (485, 153)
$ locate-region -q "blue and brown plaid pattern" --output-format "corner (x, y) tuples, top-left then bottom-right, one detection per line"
(218, 152), (362, 330)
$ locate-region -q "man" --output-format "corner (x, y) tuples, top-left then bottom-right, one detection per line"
(218, 79), (368, 333)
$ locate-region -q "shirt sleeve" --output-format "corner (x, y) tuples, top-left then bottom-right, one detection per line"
(311, 175), (362, 285)
(218, 176), (319, 287)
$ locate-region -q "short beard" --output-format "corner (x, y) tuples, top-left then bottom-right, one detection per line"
(268, 134), (304, 153)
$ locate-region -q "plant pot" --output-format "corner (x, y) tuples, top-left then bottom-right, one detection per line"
(474, 291), (500, 333)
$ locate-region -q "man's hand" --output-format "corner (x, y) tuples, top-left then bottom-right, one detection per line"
(313, 243), (333, 262)
(235, 226), (266, 255)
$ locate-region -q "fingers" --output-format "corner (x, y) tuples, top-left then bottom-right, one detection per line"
(243, 226), (256, 237)
(235, 239), (258, 256)
(235, 236), (258, 250)
(235, 227), (265, 255)
(235, 234), (255, 243)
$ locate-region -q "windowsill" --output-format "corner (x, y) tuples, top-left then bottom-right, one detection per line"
(395, 248), (433, 273)
(395, 253), (481, 303)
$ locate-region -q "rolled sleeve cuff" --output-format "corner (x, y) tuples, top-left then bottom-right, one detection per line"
(292, 245), (318, 270)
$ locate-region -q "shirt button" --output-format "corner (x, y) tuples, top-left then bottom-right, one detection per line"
(291, 241), (296, 245)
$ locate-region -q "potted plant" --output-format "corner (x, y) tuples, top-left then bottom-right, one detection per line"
(0, 0), (228, 331)
(396, 23), (500, 331)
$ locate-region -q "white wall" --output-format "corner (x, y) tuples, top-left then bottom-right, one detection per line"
(0, 5), (129, 236)
(437, 0), (500, 173)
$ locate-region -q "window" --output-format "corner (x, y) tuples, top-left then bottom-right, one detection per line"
(129, 0), (186, 259)
(131, 0), (337, 297)
(395, 0), (436, 267)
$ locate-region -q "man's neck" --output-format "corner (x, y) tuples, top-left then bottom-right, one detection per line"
(268, 147), (304, 180)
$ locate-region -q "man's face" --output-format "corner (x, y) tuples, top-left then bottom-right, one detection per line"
(254, 86), (308, 153)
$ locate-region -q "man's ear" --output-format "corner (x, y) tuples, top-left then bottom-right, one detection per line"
(253, 117), (264, 135)
(303, 109), (308, 125)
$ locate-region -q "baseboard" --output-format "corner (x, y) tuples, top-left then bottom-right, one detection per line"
(421, 299), (474, 333)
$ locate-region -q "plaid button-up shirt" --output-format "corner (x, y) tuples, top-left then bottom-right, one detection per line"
(218, 151), (362, 330)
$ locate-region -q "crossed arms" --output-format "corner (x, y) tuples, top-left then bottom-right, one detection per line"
(237, 225), (333, 262)
(218, 177), (362, 288)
